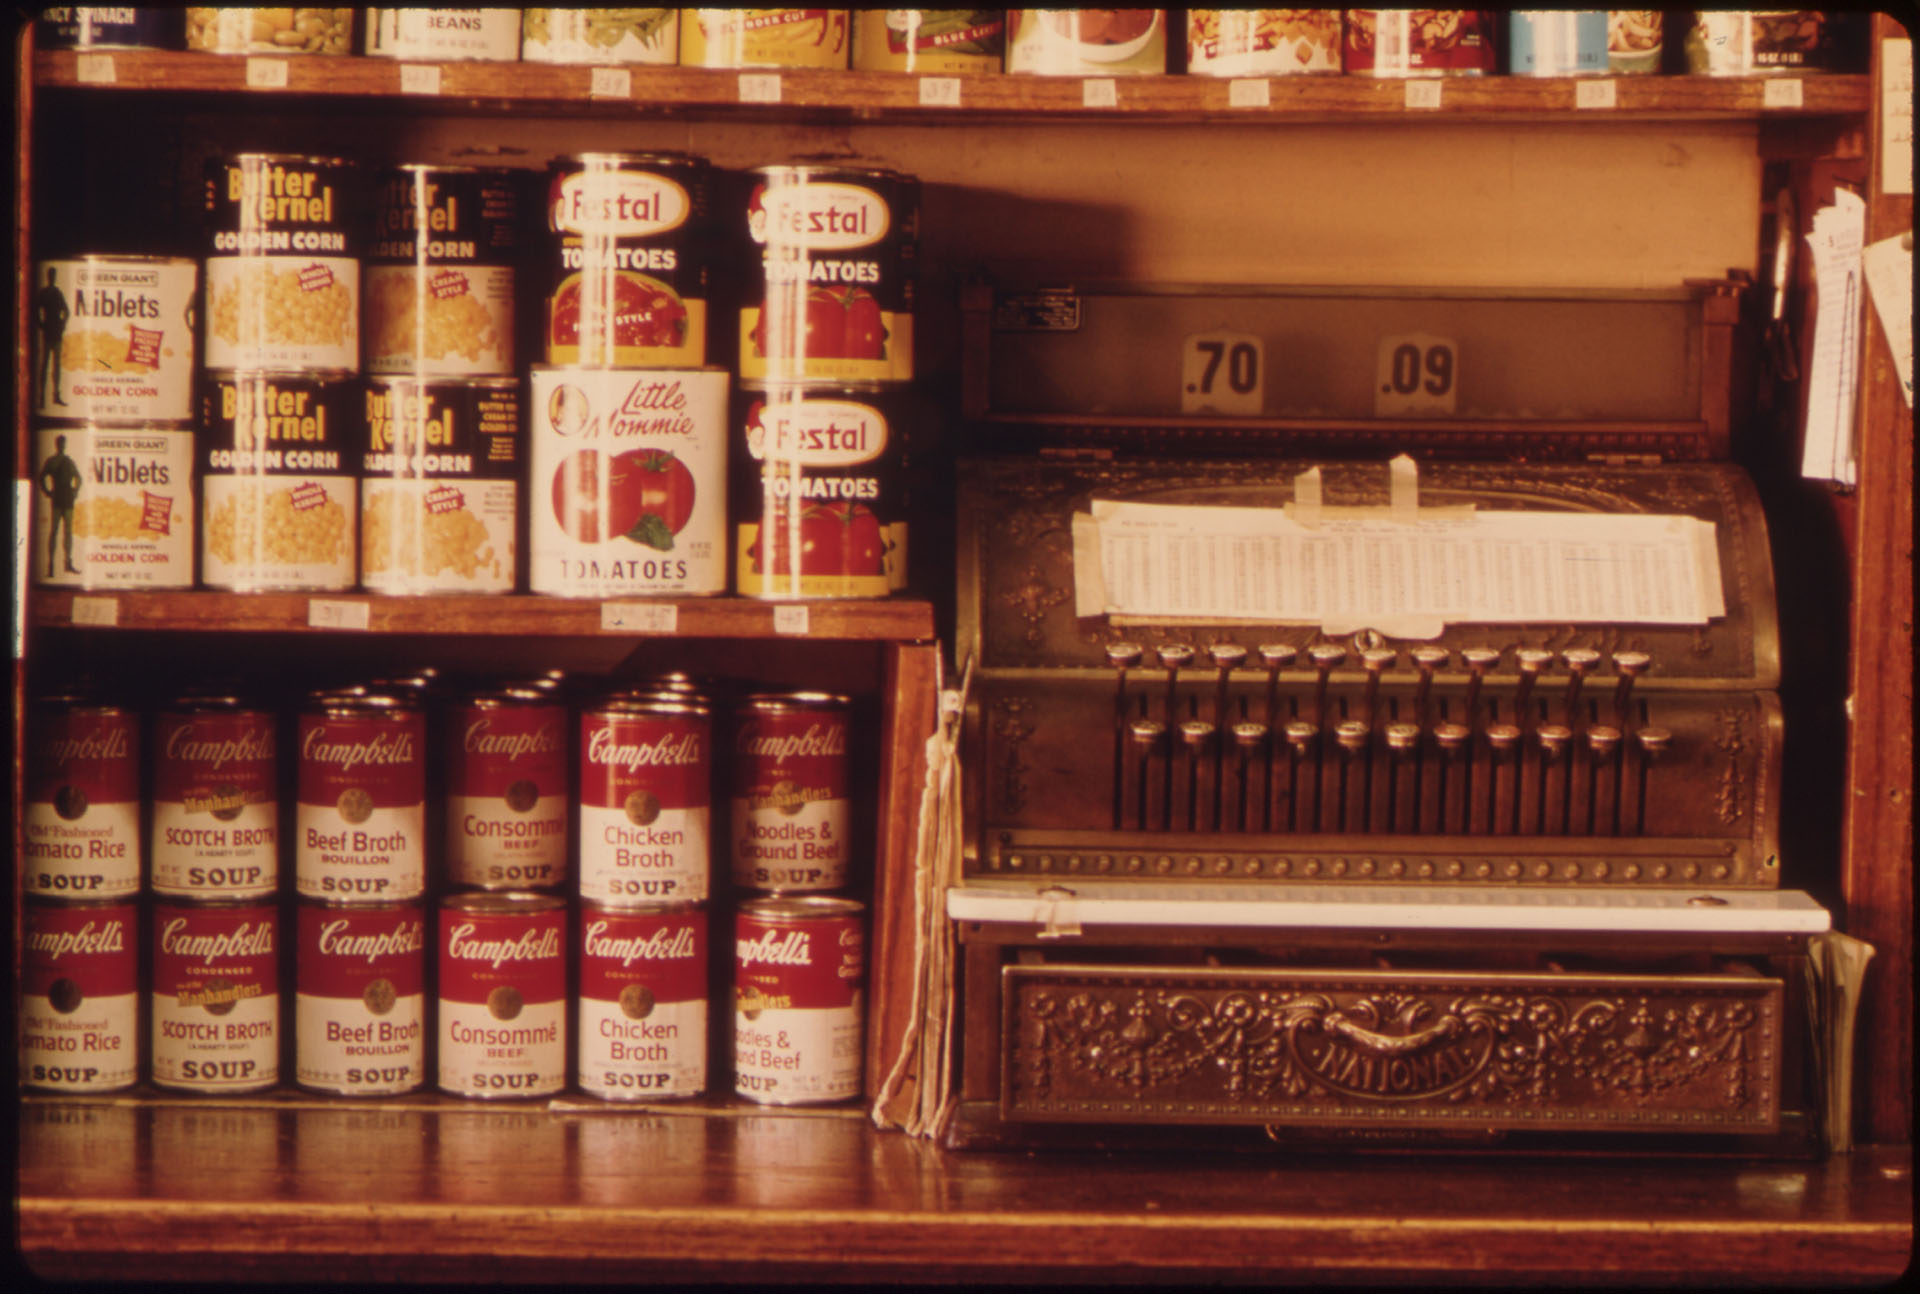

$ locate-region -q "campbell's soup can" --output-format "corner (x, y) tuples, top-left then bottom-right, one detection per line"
(185, 8), (354, 54)
(32, 256), (198, 423)
(521, 8), (679, 63)
(363, 8), (523, 59)
(360, 377), (519, 595)
(22, 899), (141, 1093)
(1685, 11), (1845, 76)
(740, 165), (918, 384)
(528, 365), (728, 597)
(446, 686), (571, 892)
(297, 689), (428, 903)
(679, 9), (850, 67)
(437, 893), (568, 1099)
(150, 899), (281, 1094)
(545, 152), (710, 369)
(851, 10), (1004, 72)
(32, 425), (194, 590)
(26, 693), (141, 899)
(204, 153), (361, 372)
(579, 695), (712, 906)
(199, 370), (358, 592)
(151, 691), (279, 900)
(39, 6), (182, 48)
(578, 902), (708, 1100)
(734, 382), (908, 599)
(734, 896), (865, 1105)
(1186, 10), (1342, 75)
(1006, 9), (1167, 75)
(367, 165), (520, 376)
(1507, 11), (1610, 76)
(296, 900), (428, 1096)
(1343, 10), (1497, 76)
(730, 693), (852, 893)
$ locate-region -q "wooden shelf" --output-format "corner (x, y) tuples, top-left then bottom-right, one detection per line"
(27, 589), (935, 642)
(17, 1095), (1912, 1285)
(35, 49), (1873, 124)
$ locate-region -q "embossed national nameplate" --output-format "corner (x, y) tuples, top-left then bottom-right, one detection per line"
(1001, 965), (1783, 1132)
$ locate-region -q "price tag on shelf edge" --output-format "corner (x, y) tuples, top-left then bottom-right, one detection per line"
(1181, 331), (1266, 416)
(601, 601), (678, 634)
(772, 604), (811, 635)
(308, 598), (370, 631)
(1374, 333), (1459, 417)
(245, 57), (289, 89)
(590, 66), (632, 99)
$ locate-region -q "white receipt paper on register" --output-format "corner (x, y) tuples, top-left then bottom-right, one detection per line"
(1072, 502), (1725, 629)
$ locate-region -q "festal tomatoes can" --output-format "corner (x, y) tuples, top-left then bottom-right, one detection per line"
(578, 695), (712, 906)
(730, 693), (852, 893)
(445, 686), (571, 892)
(527, 365), (728, 597)
(577, 902), (708, 1100)
(22, 899), (141, 1093)
(366, 164), (520, 376)
(150, 899), (281, 1094)
(297, 689), (427, 903)
(734, 895), (865, 1105)
(151, 690), (279, 900)
(739, 165), (918, 384)
(437, 892), (568, 1099)
(25, 691), (141, 899)
(546, 152), (710, 369)
(296, 899), (428, 1096)
(733, 382), (907, 599)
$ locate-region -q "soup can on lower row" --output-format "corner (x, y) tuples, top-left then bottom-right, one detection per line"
(32, 256), (198, 423)
(578, 902), (709, 1101)
(297, 689), (428, 903)
(150, 690), (280, 900)
(578, 695), (713, 906)
(445, 686), (571, 892)
(150, 899), (281, 1095)
(528, 365), (729, 597)
(32, 425), (194, 591)
(22, 899), (141, 1093)
(437, 893), (569, 1099)
(734, 895), (865, 1106)
(730, 692), (852, 894)
(296, 899), (429, 1097)
(25, 693), (141, 900)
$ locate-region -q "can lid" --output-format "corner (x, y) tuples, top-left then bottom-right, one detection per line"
(164, 684), (264, 713)
(592, 692), (711, 718)
(305, 687), (418, 715)
(460, 684), (563, 708)
(738, 691), (851, 712)
(441, 891), (568, 916)
(550, 150), (709, 170)
(580, 898), (706, 919)
(738, 894), (866, 921)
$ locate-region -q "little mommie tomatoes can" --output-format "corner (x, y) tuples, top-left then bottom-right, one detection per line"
(730, 692), (852, 893)
(578, 695), (713, 906)
(445, 686), (571, 892)
(150, 899), (281, 1094)
(734, 895), (866, 1105)
(577, 902), (708, 1100)
(22, 899), (140, 1093)
(297, 689), (427, 903)
(150, 690), (279, 900)
(296, 899), (428, 1096)
(366, 164), (520, 376)
(437, 892), (568, 1099)
(26, 691), (141, 900)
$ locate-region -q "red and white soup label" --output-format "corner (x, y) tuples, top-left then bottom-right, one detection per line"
(151, 707), (279, 898)
(151, 902), (280, 1093)
(437, 900), (568, 1099)
(297, 707), (427, 902)
(22, 902), (140, 1092)
(296, 902), (427, 1096)
(26, 705), (141, 898)
(729, 702), (850, 892)
(577, 905), (708, 1100)
(733, 902), (865, 1105)
(446, 697), (570, 891)
(578, 705), (712, 905)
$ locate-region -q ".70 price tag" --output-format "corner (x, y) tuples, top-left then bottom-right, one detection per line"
(1180, 331), (1265, 416)
(1374, 333), (1457, 417)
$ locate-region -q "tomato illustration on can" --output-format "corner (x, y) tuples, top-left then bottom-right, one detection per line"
(550, 447), (697, 549)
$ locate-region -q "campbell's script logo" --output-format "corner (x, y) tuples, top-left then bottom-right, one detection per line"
(554, 171), (689, 237)
(738, 929), (812, 967)
(587, 726), (702, 773)
(302, 725), (416, 772)
(744, 400), (886, 466)
(28, 919), (128, 960)
(43, 725), (130, 766)
(584, 920), (698, 967)
(464, 718), (563, 763)
(318, 919), (425, 963)
(736, 719), (847, 762)
(447, 921), (561, 968)
(749, 183), (889, 251)
(161, 918), (274, 964)
(166, 722), (275, 770)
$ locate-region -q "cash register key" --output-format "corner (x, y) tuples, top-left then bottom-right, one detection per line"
(1335, 719), (1370, 753)
(1257, 643), (1297, 670)
(1307, 643), (1347, 672)
(1385, 722), (1420, 752)
(1207, 643), (1248, 670)
(1157, 644), (1196, 671)
(1106, 642), (1144, 670)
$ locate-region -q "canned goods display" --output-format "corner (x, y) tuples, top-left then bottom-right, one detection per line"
(366, 165), (519, 376)
(185, 7), (353, 54)
(297, 690), (428, 903)
(851, 10), (1004, 73)
(445, 686), (571, 892)
(679, 9), (850, 68)
(578, 695), (713, 905)
(204, 153), (360, 372)
(151, 899), (281, 1094)
(528, 366), (729, 597)
(733, 383), (908, 600)
(32, 256), (198, 423)
(521, 8), (679, 64)
(25, 694), (141, 899)
(1606, 12), (1665, 74)
(578, 903), (708, 1100)
(38, 6), (182, 49)
(360, 377), (519, 595)
(1005, 9), (1167, 76)
(363, 8), (523, 60)
(1508, 11), (1610, 76)
(296, 900), (428, 1096)
(22, 900), (140, 1093)
(730, 693), (852, 893)
(1186, 10), (1342, 76)
(437, 893), (568, 1099)
(1685, 11), (1844, 76)
(199, 370), (358, 592)
(32, 425), (194, 591)
(740, 165), (918, 385)
(734, 895), (865, 1105)
(151, 691), (279, 900)
(1343, 9), (1497, 77)
(545, 152), (710, 369)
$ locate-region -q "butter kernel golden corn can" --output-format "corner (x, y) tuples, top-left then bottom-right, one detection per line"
(32, 256), (198, 424)
(32, 424), (194, 591)
(367, 165), (519, 377)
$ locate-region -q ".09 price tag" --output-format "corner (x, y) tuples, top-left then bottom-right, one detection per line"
(1374, 333), (1458, 417)
(1181, 331), (1265, 416)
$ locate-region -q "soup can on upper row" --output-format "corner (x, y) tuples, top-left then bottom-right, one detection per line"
(184, 7), (354, 55)
(521, 8), (679, 64)
(437, 892), (569, 1099)
(1005, 9), (1167, 76)
(1186, 10), (1342, 76)
(151, 898), (281, 1095)
(740, 165), (918, 385)
(32, 424), (195, 591)
(22, 898), (141, 1093)
(150, 688), (280, 900)
(578, 901), (709, 1101)
(851, 10), (1004, 73)
(445, 685), (571, 892)
(296, 898), (429, 1097)
(360, 376), (520, 596)
(733, 895), (865, 1105)
(730, 692), (852, 893)
(367, 165), (520, 377)
(679, 9), (851, 68)
(296, 688), (428, 904)
(363, 8), (523, 61)
(32, 256), (198, 424)
(527, 365), (729, 597)
(25, 691), (141, 900)
(578, 693), (713, 906)
(1343, 9), (1497, 77)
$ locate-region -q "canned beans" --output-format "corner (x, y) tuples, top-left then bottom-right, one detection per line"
(577, 694), (713, 906)
(185, 7), (354, 55)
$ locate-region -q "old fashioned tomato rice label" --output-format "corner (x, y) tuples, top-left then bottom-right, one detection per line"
(26, 698), (141, 898)
(151, 900), (280, 1093)
(296, 901), (427, 1096)
(578, 698), (712, 905)
(22, 901), (140, 1093)
(151, 698), (279, 899)
(297, 694), (427, 902)
(437, 894), (568, 1099)
(578, 903), (708, 1100)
